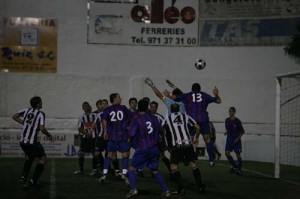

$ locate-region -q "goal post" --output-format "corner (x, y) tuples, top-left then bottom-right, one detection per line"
(275, 71), (300, 179)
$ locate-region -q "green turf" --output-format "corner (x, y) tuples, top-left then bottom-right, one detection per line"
(0, 158), (299, 199)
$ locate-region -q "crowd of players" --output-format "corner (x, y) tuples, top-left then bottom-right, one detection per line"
(12, 78), (245, 198)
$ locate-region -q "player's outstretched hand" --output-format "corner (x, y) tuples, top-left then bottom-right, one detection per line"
(145, 77), (154, 87)
(166, 79), (176, 89)
(213, 86), (219, 96)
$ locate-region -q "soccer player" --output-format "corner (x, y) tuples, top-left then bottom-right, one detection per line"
(99, 93), (130, 185)
(101, 98), (121, 176)
(209, 121), (222, 160)
(74, 102), (97, 175)
(225, 107), (245, 175)
(145, 77), (185, 115)
(91, 99), (105, 176)
(163, 103), (206, 196)
(12, 96), (53, 189)
(126, 99), (171, 198)
(128, 97), (138, 113)
(170, 81), (221, 167)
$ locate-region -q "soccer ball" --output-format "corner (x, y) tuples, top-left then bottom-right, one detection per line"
(195, 59), (206, 70)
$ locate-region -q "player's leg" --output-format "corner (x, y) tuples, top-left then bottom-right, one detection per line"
(74, 137), (89, 174)
(186, 147), (206, 194)
(170, 148), (185, 195)
(213, 143), (222, 160)
(201, 122), (215, 167)
(112, 152), (121, 176)
(19, 144), (34, 184)
(97, 136), (106, 172)
(91, 148), (100, 176)
(31, 143), (47, 187)
(225, 137), (237, 173)
(126, 165), (138, 198)
(234, 141), (243, 175)
(99, 141), (117, 182)
(119, 141), (130, 176)
(149, 147), (170, 197)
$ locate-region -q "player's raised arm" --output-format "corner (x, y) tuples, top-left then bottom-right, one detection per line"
(166, 79), (183, 93)
(213, 86), (221, 104)
(145, 77), (165, 102)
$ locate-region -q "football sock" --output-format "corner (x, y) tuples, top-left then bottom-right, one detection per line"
(32, 163), (44, 185)
(154, 172), (168, 193)
(128, 170), (137, 190)
(206, 142), (215, 162)
(22, 159), (33, 179)
(79, 156), (84, 172)
(122, 157), (129, 175)
(162, 156), (171, 171)
(172, 170), (183, 192)
(227, 155), (236, 168)
(192, 167), (204, 187)
(237, 157), (242, 171)
(92, 156), (98, 170)
(103, 157), (111, 174)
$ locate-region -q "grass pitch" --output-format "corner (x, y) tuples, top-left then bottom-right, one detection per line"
(0, 158), (299, 199)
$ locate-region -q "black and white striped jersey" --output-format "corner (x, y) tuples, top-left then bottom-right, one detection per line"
(18, 108), (45, 144)
(154, 113), (165, 124)
(93, 111), (103, 137)
(162, 112), (196, 147)
(78, 112), (97, 138)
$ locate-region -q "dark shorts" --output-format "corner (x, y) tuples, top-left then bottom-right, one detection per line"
(107, 140), (130, 153)
(95, 136), (107, 152)
(20, 142), (46, 159)
(79, 137), (95, 153)
(170, 146), (197, 165)
(225, 137), (242, 154)
(131, 146), (160, 170)
(197, 121), (211, 135)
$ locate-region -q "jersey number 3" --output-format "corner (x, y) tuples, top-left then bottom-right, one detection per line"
(146, 121), (153, 134)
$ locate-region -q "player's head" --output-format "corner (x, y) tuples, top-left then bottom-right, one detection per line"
(129, 97), (138, 110)
(96, 99), (103, 111)
(82, 101), (92, 113)
(172, 88), (183, 97)
(142, 97), (150, 104)
(150, 101), (158, 114)
(30, 96), (42, 109)
(102, 99), (109, 109)
(171, 103), (180, 113)
(138, 99), (149, 112)
(229, 106), (236, 117)
(192, 83), (201, 92)
(110, 93), (121, 104)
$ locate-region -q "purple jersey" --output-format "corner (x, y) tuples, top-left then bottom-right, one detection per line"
(129, 112), (162, 150)
(176, 91), (216, 122)
(225, 117), (244, 139)
(102, 104), (130, 141)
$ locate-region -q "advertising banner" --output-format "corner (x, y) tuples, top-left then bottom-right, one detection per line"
(0, 131), (77, 158)
(0, 17), (57, 73)
(88, 0), (300, 46)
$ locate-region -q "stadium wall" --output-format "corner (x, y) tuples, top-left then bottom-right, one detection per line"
(0, 0), (299, 163)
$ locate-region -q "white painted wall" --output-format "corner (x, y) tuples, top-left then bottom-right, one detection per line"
(1, 0), (300, 163)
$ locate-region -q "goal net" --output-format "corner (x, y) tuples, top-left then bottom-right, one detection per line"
(275, 71), (300, 180)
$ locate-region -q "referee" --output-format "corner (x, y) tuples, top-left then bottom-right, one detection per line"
(163, 103), (206, 196)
